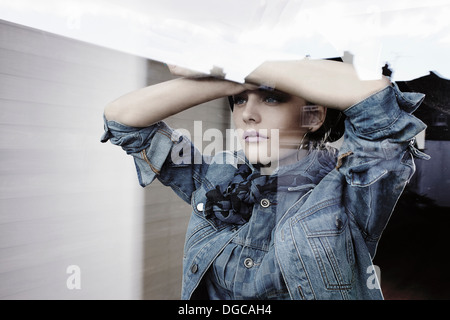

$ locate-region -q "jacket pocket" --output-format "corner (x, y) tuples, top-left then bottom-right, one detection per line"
(295, 204), (355, 291)
(345, 159), (388, 187)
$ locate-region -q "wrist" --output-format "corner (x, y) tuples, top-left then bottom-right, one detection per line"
(245, 61), (280, 88)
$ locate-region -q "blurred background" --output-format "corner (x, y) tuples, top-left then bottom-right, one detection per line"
(0, 19), (230, 299)
(1, 9), (449, 299)
(374, 71), (450, 300)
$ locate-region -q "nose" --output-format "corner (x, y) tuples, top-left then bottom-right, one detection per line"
(241, 96), (261, 124)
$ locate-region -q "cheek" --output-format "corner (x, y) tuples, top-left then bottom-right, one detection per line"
(276, 110), (303, 132)
(276, 110), (306, 146)
(232, 111), (241, 127)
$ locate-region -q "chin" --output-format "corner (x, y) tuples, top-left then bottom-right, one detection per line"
(245, 151), (274, 166)
(244, 143), (272, 165)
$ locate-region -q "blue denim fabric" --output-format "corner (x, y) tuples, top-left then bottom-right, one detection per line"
(101, 83), (429, 300)
(203, 149), (338, 300)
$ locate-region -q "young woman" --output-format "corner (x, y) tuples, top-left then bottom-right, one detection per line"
(101, 59), (429, 299)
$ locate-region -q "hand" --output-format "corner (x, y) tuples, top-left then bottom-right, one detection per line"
(167, 64), (209, 78)
(166, 63), (259, 95)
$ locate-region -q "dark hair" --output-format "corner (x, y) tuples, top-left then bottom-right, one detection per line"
(228, 96), (235, 112)
(308, 107), (345, 146)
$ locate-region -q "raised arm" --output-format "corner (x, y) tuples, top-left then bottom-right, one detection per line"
(104, 73), (246, 128)
(104, 59), (390, 127)
(245, 59), (391, 111)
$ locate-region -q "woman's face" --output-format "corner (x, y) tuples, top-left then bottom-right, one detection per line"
(232, 89), (324, 168)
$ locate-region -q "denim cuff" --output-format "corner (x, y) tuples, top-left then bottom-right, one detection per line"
(343, 83), (427, 141)
(101, 116), (178, 186)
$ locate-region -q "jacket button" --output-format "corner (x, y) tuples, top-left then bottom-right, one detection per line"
(260, 198), (270, 208)
(335, 216), (343, 229)
(191, 264), (198, 274)
(196, 203), (204, 212)
(243, 258), (254, 269)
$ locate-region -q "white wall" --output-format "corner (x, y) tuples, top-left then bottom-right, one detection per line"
(0, 19), (150, 299)
(0, 19), (231, 299)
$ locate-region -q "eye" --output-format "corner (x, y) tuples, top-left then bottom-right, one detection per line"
(263, 93), (287, 105)
(264, 96), (280, 104)
(233, 95), (247, 106)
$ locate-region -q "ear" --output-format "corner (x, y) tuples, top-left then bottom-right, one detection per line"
(302, 105), (327, 133)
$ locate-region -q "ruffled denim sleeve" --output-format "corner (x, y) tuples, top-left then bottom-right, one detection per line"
(336, 83), (430, 257)
(338, 82), (430, 180)
(101, 116), (179, 185)
(101, 116), (207, 203)
(342, 82), (428, 143)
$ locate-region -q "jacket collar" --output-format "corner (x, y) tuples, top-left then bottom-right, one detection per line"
(240, 147), (338, 184)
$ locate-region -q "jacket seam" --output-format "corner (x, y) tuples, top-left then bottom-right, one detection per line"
(291, 197), (341, 225)
(157, 128), (176, 141)
(289, 222), (317, 300)
(186, 233), (237, 299)
(141, 150), (160, 174)
(354, 109), (402, 136)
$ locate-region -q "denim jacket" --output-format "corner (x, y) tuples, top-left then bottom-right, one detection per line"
(101, 83), (429, 300)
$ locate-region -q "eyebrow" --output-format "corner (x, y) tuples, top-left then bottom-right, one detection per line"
(234, 88), (288, 96)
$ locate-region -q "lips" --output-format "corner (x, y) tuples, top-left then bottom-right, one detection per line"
(243, 130), (269, 143)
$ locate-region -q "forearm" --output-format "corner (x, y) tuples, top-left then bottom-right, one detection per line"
(245, 59), (391, 111)
(104, 77), (243, 127)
